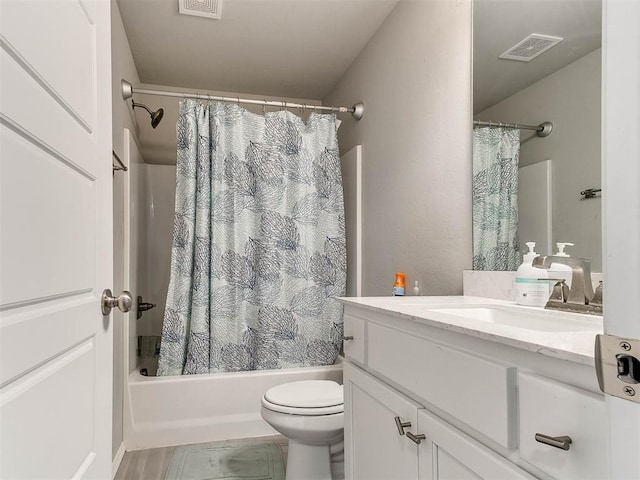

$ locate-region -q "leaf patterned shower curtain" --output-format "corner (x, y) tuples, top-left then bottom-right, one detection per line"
(472, 127), (521, 271)
(157, 100), (346, 376)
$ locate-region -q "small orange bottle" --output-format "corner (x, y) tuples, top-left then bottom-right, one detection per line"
(392, 272), (406, 296)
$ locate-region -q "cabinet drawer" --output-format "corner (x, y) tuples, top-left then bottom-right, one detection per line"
(519, 373), (606, 479)
(343, 313), (365, 364)
(368, 322), (517, 448)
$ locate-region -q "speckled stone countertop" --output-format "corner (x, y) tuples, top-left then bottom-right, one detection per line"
(339, 296), (603, 366)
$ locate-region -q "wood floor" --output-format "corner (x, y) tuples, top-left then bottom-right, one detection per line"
(114, 435), (288, 479)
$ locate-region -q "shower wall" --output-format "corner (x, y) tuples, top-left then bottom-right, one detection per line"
(137, 165), (175, 338)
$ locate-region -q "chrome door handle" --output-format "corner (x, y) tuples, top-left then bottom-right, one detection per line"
(101, 289), (133, 315)
(535, 433), (572, 450)
(342, 335), (354, 341)
(394, 416), (411, 435)
(406, 431), (426, 444)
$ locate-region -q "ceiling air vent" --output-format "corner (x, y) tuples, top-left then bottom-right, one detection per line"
(500, 34), (563, 62)
(178, 0), (223, 20)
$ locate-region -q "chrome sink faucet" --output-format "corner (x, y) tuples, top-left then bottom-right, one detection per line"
(532, 256), (602, 315)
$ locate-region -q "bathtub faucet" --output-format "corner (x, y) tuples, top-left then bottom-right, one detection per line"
(137, 296), (156, 319)
(531, 255), (601, 315)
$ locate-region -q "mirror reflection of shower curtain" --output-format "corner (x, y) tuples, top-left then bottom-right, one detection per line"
(472, 127), (520, 270)
(158, 100), (346, 375)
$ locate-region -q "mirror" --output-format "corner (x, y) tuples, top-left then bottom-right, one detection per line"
(473, 0), (602, 271)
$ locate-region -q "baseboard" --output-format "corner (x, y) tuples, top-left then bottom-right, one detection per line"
(112, 442), (126, 479)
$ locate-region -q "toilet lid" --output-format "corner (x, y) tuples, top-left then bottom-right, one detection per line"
(264, 380), (343, 408)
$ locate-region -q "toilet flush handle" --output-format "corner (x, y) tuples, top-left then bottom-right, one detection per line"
(342, 336), (354, 341)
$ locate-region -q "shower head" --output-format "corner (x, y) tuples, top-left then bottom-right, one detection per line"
(131, 100), (164, 128)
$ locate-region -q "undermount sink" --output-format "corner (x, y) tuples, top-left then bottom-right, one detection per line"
(427, 306), (600, 332)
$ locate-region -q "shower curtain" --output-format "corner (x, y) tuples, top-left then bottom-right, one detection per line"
(157, 100), (346, 376)
(472, 127), (520, 271)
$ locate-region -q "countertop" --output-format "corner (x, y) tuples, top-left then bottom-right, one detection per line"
(339, 296), (603, 366)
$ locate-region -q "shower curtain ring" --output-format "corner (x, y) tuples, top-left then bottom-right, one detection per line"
(262, 100), (266, 114)
(237, 97), (241, 108)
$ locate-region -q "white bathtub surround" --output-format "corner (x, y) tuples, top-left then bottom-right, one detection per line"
(124, 360), (343, 450)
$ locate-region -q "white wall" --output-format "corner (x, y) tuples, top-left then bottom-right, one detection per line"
(324, 0), (473, 296)
(112, 160), (125, 466)
(111, 0), (141, 161)
(110, 0), (143, 463)
(476, 49), (602, 271)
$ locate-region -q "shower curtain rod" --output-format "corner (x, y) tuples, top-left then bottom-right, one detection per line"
(121, 80), (364, 120)
(473, 119), (553, 137)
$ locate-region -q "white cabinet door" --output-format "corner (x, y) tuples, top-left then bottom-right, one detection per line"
(0, 1), (113, 478)
(518, 373), (606, 479)
(344, 364), (422, 480)
(417, 410), (535, 480)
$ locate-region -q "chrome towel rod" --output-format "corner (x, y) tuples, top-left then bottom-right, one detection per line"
(473, 119), (553, 137)
(112, 150), (127, 173)
(121, 79), (364, 120)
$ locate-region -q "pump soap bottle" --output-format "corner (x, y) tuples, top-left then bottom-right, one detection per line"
(549, 242), (574, 288)
(515, 242), (549, 307)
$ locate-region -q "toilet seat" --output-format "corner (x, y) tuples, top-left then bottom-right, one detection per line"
(262, 380), (344, 416)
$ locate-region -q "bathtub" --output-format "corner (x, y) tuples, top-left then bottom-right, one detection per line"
(123, 358), (344, 450)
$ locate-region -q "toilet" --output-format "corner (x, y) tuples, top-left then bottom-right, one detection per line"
(261, 380), (344, 480)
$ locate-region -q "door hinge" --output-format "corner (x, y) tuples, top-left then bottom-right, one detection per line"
(595, 334), (640, 403)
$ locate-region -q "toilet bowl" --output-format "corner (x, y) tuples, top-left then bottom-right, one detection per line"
(261, 380), (344, 480)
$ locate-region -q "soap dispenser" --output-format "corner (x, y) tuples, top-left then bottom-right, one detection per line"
(515, 242), (549, 307)
(549, 242), (574, 288)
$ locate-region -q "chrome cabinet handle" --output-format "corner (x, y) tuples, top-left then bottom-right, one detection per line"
(535, 433), (573, 451)
(342, 335), (354, 341)
(101, 289), (133, 315)
(394, 416), (411, 435)
(406, 431), (426, 444)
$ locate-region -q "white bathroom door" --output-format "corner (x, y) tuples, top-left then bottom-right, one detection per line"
(602, 1), (640, 478)
(0, 1), (113, 478)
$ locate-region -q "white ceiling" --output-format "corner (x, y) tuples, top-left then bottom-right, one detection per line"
(117, 0), (399, 100)
(118, 0), (602, 163)
(474, 0), (601, 113)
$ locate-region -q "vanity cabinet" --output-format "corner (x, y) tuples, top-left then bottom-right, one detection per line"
(342, 303), (606, 480)
(345, 363), (534, 479)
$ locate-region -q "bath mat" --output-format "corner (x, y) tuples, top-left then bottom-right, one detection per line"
(164, 441), (285, 480)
